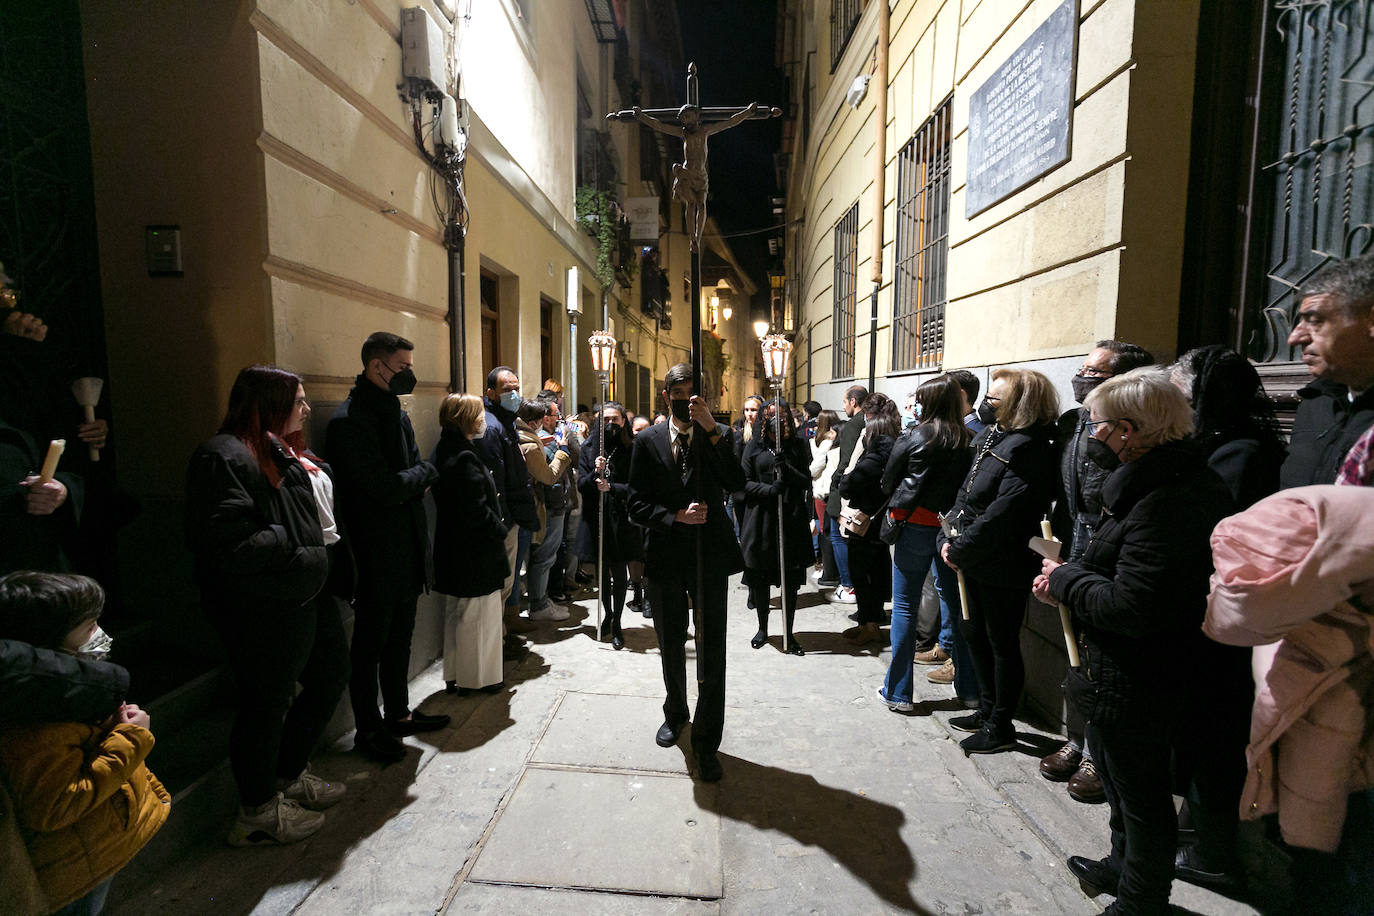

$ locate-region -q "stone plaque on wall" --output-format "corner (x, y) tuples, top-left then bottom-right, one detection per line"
(965, 0), (1078, 218)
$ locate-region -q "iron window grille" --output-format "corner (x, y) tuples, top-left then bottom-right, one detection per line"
(892, 99), (952, 372)
(830, 0), (863, 72)
(832, 202), (860, 378)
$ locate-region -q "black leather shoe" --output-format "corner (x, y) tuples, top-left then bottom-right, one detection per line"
(387, 711), (451, 736)
(1174, 845), (1244, 895)
(611, 631), (624, 650)
(960, 724), (1017, 755)
(784, 638), (805, 656)
(641, 600), (652, 620)
(750, 630), (768, 649)
(655, 720), (685, 747)
(354, 727), (406, 763)
(445, 681), (458, 695)
(1067, 855), (1120, 898)
(697, 751), (723, 782)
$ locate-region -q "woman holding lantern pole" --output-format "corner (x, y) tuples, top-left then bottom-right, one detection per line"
(576, 401), (639, 649)
(739, 398), (814, 655)
(1031, 368), (1233, 913)
(937, 369), (1058, 755)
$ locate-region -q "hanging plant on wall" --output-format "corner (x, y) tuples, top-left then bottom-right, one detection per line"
(575, 186), (618, 289)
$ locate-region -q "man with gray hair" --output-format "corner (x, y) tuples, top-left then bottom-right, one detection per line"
(1281, 254), (1374, 487)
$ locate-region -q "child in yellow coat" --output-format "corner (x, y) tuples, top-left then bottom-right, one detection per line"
(0, 572), (169, 915)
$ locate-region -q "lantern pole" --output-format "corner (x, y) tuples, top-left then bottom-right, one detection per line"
(761, 333), (793, 653)
(588, 330), (617, 642)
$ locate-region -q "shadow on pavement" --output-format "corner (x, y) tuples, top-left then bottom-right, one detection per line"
(790, 629), (886, 656)
(693, 755), (934, 915)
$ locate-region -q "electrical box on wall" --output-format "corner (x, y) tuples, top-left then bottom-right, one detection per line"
(401, 6), (446, 97)
(145, 225), (182, 277)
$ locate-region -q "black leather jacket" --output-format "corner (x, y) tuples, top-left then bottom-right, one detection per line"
(881, 425), (973, 517)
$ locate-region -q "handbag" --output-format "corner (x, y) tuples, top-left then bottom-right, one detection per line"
(878, 511), (905, 545)
(840, 505), (873, 537)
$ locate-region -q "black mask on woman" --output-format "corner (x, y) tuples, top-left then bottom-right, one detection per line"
(976, 400), (998, 426)
(1083, 435), (1120, 469)
(1071, 374), (1106, 405)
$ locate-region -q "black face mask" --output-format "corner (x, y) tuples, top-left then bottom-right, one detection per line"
(387, 367), (417, 396)
(1083, 435), (1120, 470)
(1071, 374), (1107, 405)
(670, 398), (692, 423)
(976, 401), (998, 426)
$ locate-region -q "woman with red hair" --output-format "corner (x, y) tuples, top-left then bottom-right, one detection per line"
(185, 366), (350, 847)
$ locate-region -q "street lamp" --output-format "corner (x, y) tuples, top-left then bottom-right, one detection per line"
(588, 329), (616, 643)
(759, 333), (794, 652)
(753, 318), (770, 340)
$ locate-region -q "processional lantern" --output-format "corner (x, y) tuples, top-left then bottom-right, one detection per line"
(589, 330), (617, 380)
(760, 334), (792, 385)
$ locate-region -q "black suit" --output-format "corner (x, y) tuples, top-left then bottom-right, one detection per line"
(627, 420), (744, 756)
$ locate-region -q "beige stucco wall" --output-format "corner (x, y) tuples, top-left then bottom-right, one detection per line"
(788, 0), (1201, 403)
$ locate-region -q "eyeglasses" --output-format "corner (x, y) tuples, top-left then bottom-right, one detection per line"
(1083, 418), (1121, 434)
(294, 397), (310, 409)
(1075, 367), (1112, 379)
(983, 395), (1002, 404)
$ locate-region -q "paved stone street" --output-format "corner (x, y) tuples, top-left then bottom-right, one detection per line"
(107, 575), (1259, 915)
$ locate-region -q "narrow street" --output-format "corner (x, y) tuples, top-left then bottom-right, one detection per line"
(106, 577), (1258, 915)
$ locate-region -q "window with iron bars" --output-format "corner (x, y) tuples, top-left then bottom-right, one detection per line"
(832, 202), (860, 379)
(830, 0), (862, 72)
(892, 99), (951, 372)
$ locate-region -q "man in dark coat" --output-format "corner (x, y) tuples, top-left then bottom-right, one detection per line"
(824, 385), (867, 605)
(1281, 255), (1374, 488)
(326, 332), (445, 763)
(478, 366), (539, 635)
(628, 363), (744, 782)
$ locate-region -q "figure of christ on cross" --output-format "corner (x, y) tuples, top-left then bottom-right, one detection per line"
(607, 63), (780, 252)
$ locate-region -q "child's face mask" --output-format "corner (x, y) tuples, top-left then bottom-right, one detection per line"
(74, 626), (113, 661)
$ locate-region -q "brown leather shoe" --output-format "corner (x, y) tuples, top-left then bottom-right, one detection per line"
(913, 645), (950, 666)
(1039, 744), (1082, 782)
(1067, 758), (1106, 803)
(926, 658), (955, 684)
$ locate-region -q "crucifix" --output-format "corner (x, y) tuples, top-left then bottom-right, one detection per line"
(606, 63), (779, 682)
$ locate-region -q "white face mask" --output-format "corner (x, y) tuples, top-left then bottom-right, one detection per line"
(75, 626), (113, 660)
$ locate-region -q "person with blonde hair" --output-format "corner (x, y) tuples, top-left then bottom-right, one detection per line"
(432, 393), (510, 695)
(938, 368), (1059, 754)
(1032, 367), (1233, 912)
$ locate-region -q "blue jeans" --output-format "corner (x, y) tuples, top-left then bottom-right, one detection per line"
(884, 524), (943, 703)
(506, 526), (533, 610)
(828, 518), (851, 588)
(527, 513), (565, 612)
(931, 558), (980, 701)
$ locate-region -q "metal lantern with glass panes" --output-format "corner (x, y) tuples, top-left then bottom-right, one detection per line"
(758, 333), (794, 651)
(588, 329), (617, 643)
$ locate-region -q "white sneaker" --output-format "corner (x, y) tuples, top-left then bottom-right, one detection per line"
(875, 685), (915, 713)
(279, 764), (346, 811)
(227, 793), (325, 847)
(530, 603), (570, 621)
(833, 586), (857, 605)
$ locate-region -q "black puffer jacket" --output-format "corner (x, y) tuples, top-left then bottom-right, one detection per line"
(1050, 407), (1116, 558)
(739, 434), (815, 576)
(1280, 379), (1374, 487)
(480, 397), (539, 530)
(937, 422), (1057, 583)
(881, 424), (972, 517)
(432, 429), (510, 598)
(1048, 439), (1233, 730)
(185, 434), (328, 605)
(0, 641), (128, 725)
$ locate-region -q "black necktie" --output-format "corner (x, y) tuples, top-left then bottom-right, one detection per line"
(676, 433), (691, 480)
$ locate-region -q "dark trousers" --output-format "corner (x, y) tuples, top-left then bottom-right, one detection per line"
(816, 506), (839, 582)
(1088, 722), (1178, 915)
(600, 558), (628, 630)
(846, 537), (890, 624)
(1286, 790), (1374, 915)
(212, 593), (350, 807)
(648, 569), (728, 755)
(349, 592), (418, 732)
(749, 581), (799, 638)
(959, 578), (1028, 732)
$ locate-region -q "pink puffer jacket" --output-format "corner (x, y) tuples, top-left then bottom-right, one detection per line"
(1204, 485), (1374, 852)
